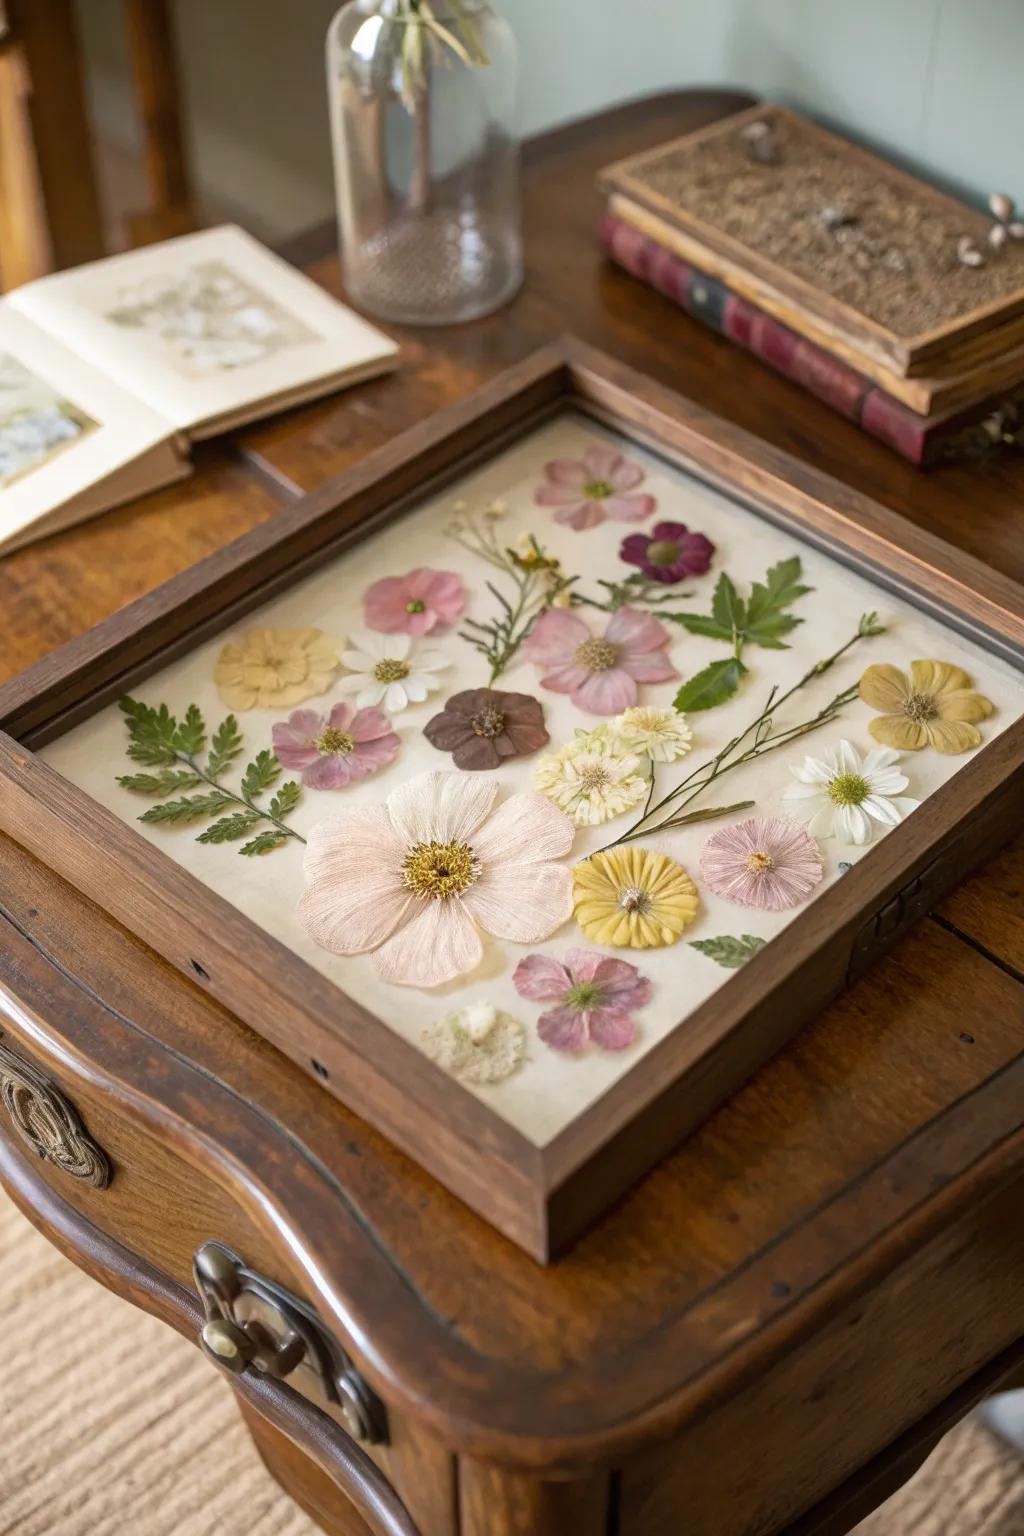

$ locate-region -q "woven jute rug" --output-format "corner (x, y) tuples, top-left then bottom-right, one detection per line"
(0, 1186), (1021, 1535)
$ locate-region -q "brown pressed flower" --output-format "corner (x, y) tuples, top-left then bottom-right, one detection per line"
(859, 660), (994, 754)
(423, 688), (549, 771)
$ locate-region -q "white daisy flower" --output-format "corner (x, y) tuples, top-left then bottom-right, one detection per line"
(338, 629), (450, 712)
(614, 705), (693, 763)
(533, 729), (648, 826)
(782, 738), (920, 846)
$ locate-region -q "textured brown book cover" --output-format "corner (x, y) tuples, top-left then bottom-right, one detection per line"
(600, 104), (1024, 377)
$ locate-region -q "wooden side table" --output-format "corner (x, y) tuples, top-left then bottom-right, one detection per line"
(0, 90), (1021, 1536)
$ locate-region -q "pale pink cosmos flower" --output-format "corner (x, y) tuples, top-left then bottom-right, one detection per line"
(298, 770), (574, 988)
(522, 606), (678, 715)
(513, 948), (651, 1053)
(363, 568), (467, 636)
(535, 444), (656, 530)
(700, 816), (824, 911)
(272, 702), (399, 790)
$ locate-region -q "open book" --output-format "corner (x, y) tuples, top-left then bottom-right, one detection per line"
(0, 225), (399, 554)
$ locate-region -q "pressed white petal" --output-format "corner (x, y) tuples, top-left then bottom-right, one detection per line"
(387, 770), (498, 846)
(341, 650), (375, 670)
(791, 755), (832, 785)
(865, 767), (909, 795)
(298, 880), (411, 955)
(807, 806), (836, 837)
(402, 677), (429, 704)
(462, 861), (573, 942)
(412, 649), (451, 673)
(358, 683), (387, 708)
(372, 898), (483, 987)
(890, 796), (922, 818)
(384, 682), (410, 711)
(863, 747), (903, 773)
(782, 781), (825, 801)
(862, 794), (904, 826)
(835, 740), (863, 775)
(836, 803), (872, 844)
(470, 792), (575, 866)
(303, 805), (404, 884)
(337, 669), (369, 690)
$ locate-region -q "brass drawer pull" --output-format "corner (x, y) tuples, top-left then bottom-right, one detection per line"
(0, 1037), (111, 1189)
(194, 1241), (387, 1445)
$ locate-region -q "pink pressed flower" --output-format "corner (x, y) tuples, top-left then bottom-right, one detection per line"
(700, 816), (824, 911)
(513, 948), (651, 1053)
(363, 568), (467, 635)
(522, 605), (678, 715)
(272, 702), (400, 790)
(534, 443), (656, 530)
(298, 771), (574, 988)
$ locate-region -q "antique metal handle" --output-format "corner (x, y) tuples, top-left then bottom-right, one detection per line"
(0, 1036), (111, 1189)
(194, 1240), (386, 1445)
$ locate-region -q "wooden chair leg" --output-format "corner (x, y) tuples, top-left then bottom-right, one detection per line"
(123, 0), (196, 245)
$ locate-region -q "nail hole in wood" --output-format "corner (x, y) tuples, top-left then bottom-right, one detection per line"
(311, 1060), (329, 1080)
(190, 959), (210, 981)
(959, 1031), (975, 1044)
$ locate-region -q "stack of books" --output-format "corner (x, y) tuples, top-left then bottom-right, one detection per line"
(598, 105), (1024, 466)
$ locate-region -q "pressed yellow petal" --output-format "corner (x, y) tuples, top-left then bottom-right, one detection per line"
(933, 687), (993, 724)
(868, 715), (927, 751)
(909, 659), (972, 697)
(858, 664), (910, 712)
(924, 719), (982, 754)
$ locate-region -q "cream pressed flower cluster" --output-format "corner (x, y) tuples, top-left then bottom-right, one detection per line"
(533, 707), (693, 827)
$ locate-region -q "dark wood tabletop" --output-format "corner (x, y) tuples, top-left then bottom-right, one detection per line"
(0, 89), (1021, 1536)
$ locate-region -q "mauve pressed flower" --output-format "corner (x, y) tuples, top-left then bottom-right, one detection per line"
(521, 605), (677, 715)
(363, 568), (466, 636)
(619, 521), (715, 583)
(513, 947), (651, 1053)
(700, 816), (824, 911)
(423, 688), (549, 771)
(271, 701), (400, 790)
(534, 443), (656, 530)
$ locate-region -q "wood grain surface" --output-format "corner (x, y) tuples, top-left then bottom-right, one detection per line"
(0, 86), (1021, 1536)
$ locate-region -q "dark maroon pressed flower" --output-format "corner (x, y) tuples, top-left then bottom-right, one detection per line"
(619, 521), (715, 583)
(423, 688), (549, 771)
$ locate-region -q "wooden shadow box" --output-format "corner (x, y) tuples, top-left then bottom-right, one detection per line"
(0, 338), (1021, 1263)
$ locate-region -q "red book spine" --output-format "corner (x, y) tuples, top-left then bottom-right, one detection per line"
(599, 211), (934, 464)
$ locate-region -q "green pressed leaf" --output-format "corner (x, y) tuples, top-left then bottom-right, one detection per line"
(117, 769), (203, 795)
(172, 703), (206, 755)
(207, 715), (244, 779)
(690, 934), (767, 968)
(197, 811), (262, 844)
(711, 572), (746, 634)
(138, 793), (231, 826)
(268, 781), (301, 820)
(742, 611), (804, 649)
(674, 657), (747, 713)
(745, 557), (811, 627)
(241, 750), (282, 799)
(120, 696), (179, 766)
(239, 830), (289, 857)
(657, 611), (734, 641)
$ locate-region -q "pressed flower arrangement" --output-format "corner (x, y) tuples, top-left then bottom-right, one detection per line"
(26, 348), (1022, 1261)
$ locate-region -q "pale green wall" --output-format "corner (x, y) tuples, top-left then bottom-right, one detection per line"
(77, 0), (1023, 241)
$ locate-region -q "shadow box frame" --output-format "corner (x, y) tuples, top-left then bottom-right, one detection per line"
(0, 337), (1022, 1264)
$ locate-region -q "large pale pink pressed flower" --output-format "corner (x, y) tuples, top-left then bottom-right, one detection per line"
(513, 948), (651, 1053)
(534, 444), (656, 530)
(700, 816), (824, 912)
(272, 702), (399, 790)
(298, 771), (575, 988)
(522, 606), (678, 715)
(363, 568), (466, 636)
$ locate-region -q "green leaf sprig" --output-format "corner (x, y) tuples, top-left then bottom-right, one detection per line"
(662, 557), (812, 712)
(117, 699), (305, 856)
(690, 934), (767, 969)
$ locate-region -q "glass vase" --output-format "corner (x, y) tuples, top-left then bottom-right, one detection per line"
(327, 0), (523, 326)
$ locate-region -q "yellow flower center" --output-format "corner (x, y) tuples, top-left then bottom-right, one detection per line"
(567, 980), (604, 1008)
(576, 637), (620, 673)
(646, 539), (681, 565)
(373, 657), (410, 683)
(827, 772), (869, 807)
(583, 479), (615, 500)
(903, 691), (938, 723)
(471, 707), (506, 738)
(401, 839), (480, 901)
(745, 850), (775, 874)
(315, 726), (355, 756)
(580, 763), (611, 792)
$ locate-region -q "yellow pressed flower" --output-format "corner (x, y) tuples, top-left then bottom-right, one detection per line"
(573, 847), (699, 949)
(214, 627), (340, 710)
(859, 660), (993, 754)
